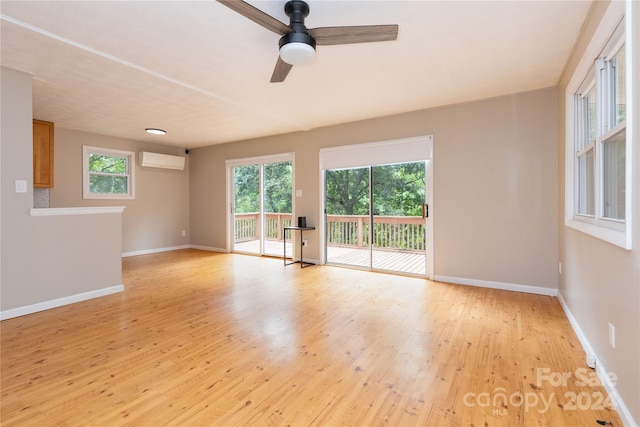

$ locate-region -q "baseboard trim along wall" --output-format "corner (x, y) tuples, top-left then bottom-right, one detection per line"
(189, 245), (227, 253)
(434, 275), (558, 296)
(557, 293), (636, 427)
(0, 285), (124, 321)
(122, 245), (191, 257)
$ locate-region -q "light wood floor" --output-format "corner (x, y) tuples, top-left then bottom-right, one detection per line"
(1, 250), (621, 426)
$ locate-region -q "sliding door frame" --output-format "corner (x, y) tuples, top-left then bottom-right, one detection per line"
(319, 136), (433, 279)
(225, 152), (295, 254)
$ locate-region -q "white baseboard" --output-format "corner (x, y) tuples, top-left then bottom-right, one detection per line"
(557, 292), (637, 427)
(556, 293), (598, 366)
(189, 245), (228, 253)
(0, 285), (124, 321)
(434, 275), (558, 296)
(122, 245), (191, 257)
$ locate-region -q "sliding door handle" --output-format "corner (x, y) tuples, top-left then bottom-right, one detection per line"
(422, 203), (429, 218)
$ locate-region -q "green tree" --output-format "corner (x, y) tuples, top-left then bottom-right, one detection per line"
(264, 161), (292, 213)
(88, 154), (128, 194)
(373, 162), (425, 216)
(233, 161), (292, 214)
(234, 164), (259, 213)
(325, 168), (370, 215)
(325, 162), (425, 216)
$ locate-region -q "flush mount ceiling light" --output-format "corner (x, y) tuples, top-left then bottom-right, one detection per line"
(279, 32), (316, 66)
(145, 128), (166, 135)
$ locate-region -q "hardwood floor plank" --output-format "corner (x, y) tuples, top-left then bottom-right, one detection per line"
(1, 250), (621, 426)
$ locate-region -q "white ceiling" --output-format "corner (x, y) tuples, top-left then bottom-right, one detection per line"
(1, 0), (591, 149)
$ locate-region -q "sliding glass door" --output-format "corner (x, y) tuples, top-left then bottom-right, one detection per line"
(233, 164), (261, 254)
(325, 167), (371, 268)
(371, 162), (426, 275)
(263, 161), (293, 257)
(325, 161), (426, 276)
(230, 155), (293, 257)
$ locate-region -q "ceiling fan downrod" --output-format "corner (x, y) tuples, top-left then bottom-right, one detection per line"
(279, 0), (316, 53)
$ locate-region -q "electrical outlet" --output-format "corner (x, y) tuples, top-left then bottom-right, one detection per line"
(608, 323), (615, 348)
(302, 240), (308, 246)
(586, 353), (596, 369)
(181, 230), (186, 237)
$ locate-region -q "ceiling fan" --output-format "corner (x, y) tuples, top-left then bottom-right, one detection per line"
(217, 0), (399, 83)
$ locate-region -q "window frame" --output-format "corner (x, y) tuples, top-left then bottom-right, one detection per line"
(82, 145), (136, 200)
(564, 2), (633, 250)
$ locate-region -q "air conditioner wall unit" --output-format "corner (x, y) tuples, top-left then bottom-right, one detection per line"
(139, 151), (185, 170)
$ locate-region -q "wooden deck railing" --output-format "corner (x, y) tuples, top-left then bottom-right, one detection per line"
(235, 213), (424, 252)
(234, 213), (292, 242)
(326, 215), (424, 251)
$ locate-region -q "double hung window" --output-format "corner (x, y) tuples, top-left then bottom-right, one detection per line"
(83, 145), (135, 199)
(567, 15), (631, 249)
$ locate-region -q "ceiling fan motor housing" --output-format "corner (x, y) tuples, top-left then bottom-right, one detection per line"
(279, 31), (316, 50)
(279, 0), (316, 65)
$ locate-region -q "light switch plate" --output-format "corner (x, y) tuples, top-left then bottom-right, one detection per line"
(15, 180), (27, 193)
(296, 189), (303, 197)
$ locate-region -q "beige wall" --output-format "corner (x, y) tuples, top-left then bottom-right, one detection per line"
(1, 67), (123, 313)
(191, 87), (558, 290)
(557, 1), (640, 424)
(557, 2), (640, 423)
(50, 129), (190, 254)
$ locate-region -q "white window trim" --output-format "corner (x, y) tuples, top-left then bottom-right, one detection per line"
(83, 145), (135, 200)
(564, 1), (633, 250)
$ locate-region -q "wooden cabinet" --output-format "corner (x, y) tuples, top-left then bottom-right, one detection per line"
(33, 119), (54, 188)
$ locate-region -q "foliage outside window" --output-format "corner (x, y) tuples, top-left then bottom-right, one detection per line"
(325, 162), (426, 249)
(325, 162), (425, 216)
(233, 161), (292, 214)
(83, 146), (135, 199)
(229, 155), (294, 243)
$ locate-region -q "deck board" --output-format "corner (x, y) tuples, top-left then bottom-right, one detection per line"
(330, 246), (425, 275)
(236, 239), (425, 275)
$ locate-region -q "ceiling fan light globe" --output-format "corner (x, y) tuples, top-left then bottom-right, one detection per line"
(280, 42), (315, 65)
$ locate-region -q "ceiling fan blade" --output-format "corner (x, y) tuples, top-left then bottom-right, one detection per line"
(309, 25), (399, 46)
(217, 0), (290, 35)
(270, 57), (293, 83)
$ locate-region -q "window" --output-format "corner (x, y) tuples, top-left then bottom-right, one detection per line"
(575, 82), (596, 216)
(83, 146), (135, 199)
(565, 7), (632, 250)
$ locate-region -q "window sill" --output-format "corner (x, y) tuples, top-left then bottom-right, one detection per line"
(565, 218), (631, 250)
(83, 194), (135, 200)
(30, 206), (126, 216)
